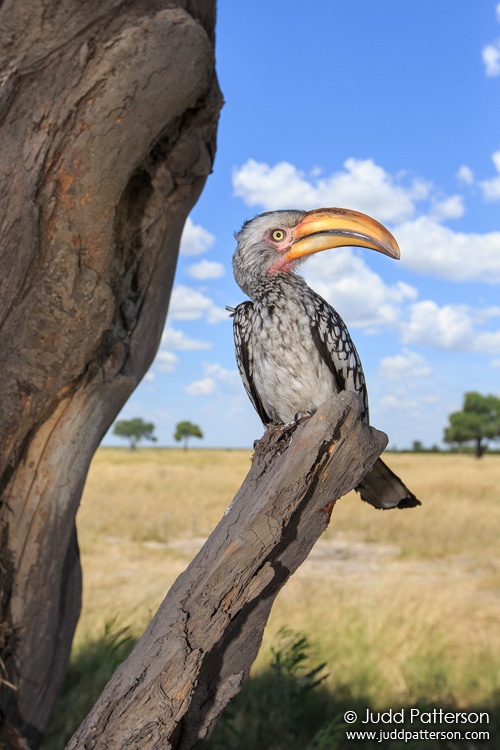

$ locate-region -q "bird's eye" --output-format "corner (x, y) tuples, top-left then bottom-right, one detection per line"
(271, 229), (286, 242)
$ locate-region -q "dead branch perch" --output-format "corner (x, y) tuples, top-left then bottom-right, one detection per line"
(67, 391), (387, 750)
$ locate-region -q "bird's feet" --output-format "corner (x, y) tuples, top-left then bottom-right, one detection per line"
(289, 410), (315, 427)
(296, 409), (315, 424)
(279, 410), (315, 436)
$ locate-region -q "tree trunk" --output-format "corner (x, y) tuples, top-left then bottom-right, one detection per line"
(0, 2), (221, 747)
(67, 392), (387, 749)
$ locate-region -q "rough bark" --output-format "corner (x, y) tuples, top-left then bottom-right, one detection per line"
(67, 392), (387, 750)
(0, 1), (221, 746)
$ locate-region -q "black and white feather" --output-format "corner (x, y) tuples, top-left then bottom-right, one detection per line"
(230, 210), (420, 510)
(230, 276), (368, 426)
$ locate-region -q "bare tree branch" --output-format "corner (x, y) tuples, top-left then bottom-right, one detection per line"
(67, 391), (387, 749)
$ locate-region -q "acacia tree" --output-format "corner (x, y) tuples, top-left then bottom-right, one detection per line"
(113, 418), (157, 450)
(174, 420), (204, 450)
(0, 1), (221, 746)
(444, 391), (500, 458)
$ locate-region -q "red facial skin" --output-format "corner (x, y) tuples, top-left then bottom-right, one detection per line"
(265, 227), (297, 274)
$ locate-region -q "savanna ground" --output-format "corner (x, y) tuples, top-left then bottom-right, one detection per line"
(43, 449), (500, 749)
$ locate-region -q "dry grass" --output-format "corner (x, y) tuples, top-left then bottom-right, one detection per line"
(74, 448), (500, 711)
(328, 453), (500, 559)
(76, 448), (252, 639)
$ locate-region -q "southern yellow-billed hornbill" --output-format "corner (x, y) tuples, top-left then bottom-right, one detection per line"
(229, 207), (420, 510)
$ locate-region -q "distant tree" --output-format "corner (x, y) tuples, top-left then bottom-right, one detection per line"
(113, 418), (157, 450)
(412, 440), (424, 452)
(444, 392), (500, 458)
(174, 420), (203, 450)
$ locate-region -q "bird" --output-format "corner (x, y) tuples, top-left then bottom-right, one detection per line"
(229, 207), (420, 510)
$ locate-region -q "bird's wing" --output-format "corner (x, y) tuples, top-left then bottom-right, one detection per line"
(230, 302), (272, 425)
(306, 294), (420, 510)
(307, 293), (370, 421)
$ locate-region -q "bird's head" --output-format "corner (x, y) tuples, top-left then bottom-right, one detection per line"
(232, 207), (400, 298)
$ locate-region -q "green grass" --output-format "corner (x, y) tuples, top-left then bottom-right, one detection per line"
(42, 621), (136, 749)
(44, 624), (500, 750)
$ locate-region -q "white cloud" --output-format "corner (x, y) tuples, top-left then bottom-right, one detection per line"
(481, 177), (500, 201)
(476, 330), (500, 352)
(156, 351), (179, 372)
(379, 349), (432, 381)
(474, 306), (500, 321)
(402, 301), (474, 351)
(187, 259), (225, 280)
(429, 194), (465, 220)
(482, 39), (500, 76)
(395, 217), (500, 283)
(489, 150), (500, 171)
(479, 150), (500, 201)
(185, 363), (241, 397)
(233, 158), (430, 223)
(149, 325), (212, 378)
(456, 165), (474, 185)
(402, 300), (500, 354)
(168, 285), (228, 324)
(304, 248), (417, 330)
(161, 325), (211, 351)
(376, 390), (443, 439)
(180, 217), (216, 256)
(185, 378), (216, 396)
(482, 5), (500, 75)
(233, 157), (500, 285)
(379, 391), (432, 415)
(203, 362), (241, 387)
(458, 151), (500, 204)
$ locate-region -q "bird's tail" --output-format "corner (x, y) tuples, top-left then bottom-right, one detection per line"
(356, 457), (421, 510)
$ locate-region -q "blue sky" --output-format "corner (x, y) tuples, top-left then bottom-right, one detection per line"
(106, 0), (500, 449)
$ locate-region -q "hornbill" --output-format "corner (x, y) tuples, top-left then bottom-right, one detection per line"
(229, 207), (420, 510)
